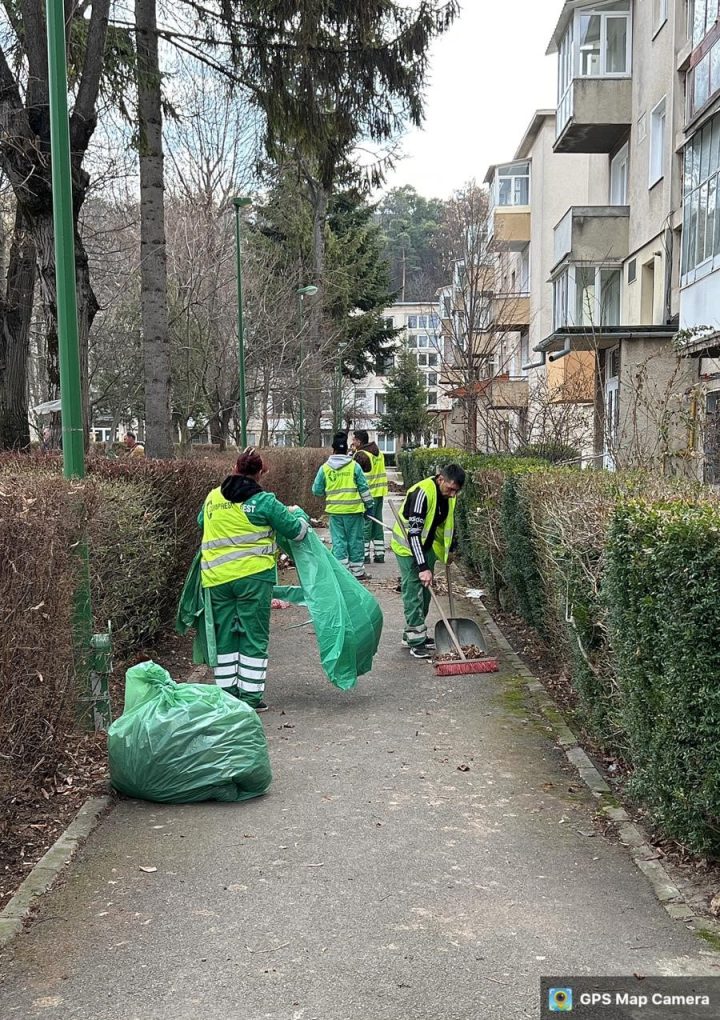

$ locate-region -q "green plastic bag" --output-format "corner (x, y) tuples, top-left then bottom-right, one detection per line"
(108, 661), (272, 803)
(274, 524), (383, 690)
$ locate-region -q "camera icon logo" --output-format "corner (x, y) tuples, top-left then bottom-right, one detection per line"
(549, 987), (573, 1012)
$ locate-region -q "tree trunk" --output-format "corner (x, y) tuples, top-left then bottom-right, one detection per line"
(304, 184), (329, 447)
(136, 0), (174, 459)
(0, 207), (36, 449)
(33, 210), (97, 445)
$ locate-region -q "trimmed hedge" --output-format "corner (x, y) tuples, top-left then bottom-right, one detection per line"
(400, 449), (720, 857)
(0, 448), (327, 784)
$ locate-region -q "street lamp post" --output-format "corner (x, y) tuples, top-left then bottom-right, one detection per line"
(334, 342), (348, 433)
(296, 285), (318, 446)
(233, 197), (251, 448)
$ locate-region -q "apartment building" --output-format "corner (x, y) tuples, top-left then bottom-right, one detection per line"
(536, 0), (697, 470)
(481, 113), (609, 456)
(675, 0), (720, 479)
(244, 301), (451, 452)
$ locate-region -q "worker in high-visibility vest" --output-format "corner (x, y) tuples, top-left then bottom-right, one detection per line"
(200, 448), (310, 711)
(391, 463), (465, 658)
(312, 432), (374, 580)
(351, 429), (389, 564)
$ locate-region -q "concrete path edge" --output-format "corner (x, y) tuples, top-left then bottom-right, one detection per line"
(0, 795), (112, 949)
(472, 596), (720, 946)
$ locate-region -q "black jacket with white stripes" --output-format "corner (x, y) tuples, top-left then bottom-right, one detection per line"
(401, 478), (456, 571)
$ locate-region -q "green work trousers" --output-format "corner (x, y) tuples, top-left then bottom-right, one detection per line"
(328, 513), (366, 577)
(364, 496), (386, 561)
(396, 549), (437, 647)
(207, 574), (273, 708)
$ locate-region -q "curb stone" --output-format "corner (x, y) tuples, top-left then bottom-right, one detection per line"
(466, 592), (720, 946)
(0, 795), (112, 949)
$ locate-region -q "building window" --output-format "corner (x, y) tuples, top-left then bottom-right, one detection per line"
(495, 162), (530, 207)
(417, 353), (428, 366)
(691, 0), (719, 49)
(428, 353), (438, 367)
(377, 433), (396, 453)
(688, 37), (720, 119)
(374, 393), (387, 415)
(417, 334), (430, 348)
(628, 258), (637, 283)
(355, 389), (367, 403)
(610, 142), (629, 204)
(653, 0), (667, 33)
(554, 266), (622, 328)
(427, 391), (438, 405)
(385, 317), (394, 329)
(682, 113), (720, 277)
(374, 352), (394, 375)
(649, 97), (666, 187)
(428, 372), (438, 386)
(406, 333), (417, 348)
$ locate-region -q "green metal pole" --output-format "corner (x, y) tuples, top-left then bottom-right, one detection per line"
(47, 0), (105, 730)
(298, 296), (305, 447)
(47, 0), (84, 479)
(233, 197), (250, 448)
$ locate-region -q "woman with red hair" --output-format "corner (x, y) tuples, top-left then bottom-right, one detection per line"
(199, 448), (309, 711)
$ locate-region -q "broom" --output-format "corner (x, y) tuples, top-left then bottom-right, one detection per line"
(385, 503), (499, 676)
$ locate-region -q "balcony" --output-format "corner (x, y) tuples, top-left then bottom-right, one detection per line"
(549, 0), (632, 153)
(487, 375), (529, 409)
(554, 206), (629, 268)
(489, 293), (531, 331)
(555, 78), (632, 152)
(485, 161), (531, 252)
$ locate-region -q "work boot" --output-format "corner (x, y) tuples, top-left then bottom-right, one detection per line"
(255, 701), (269, 713)
(355, 572), (372, 581)
(373, 555), (385, 563)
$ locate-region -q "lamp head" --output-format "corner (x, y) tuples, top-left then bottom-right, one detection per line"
(233, 197), (252, 209)
(297, 285), (318, 297)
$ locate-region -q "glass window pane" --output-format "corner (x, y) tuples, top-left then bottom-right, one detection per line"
(694, 0), (708, 47)
(691, 133), (702, 191)
(714, 175), (720, 255)
(407, 316), (417, 329)
(702, 122), (713, 181)
(707, 177), (717, 261)
(695, 54), (711, 114)
(711, 41), (720, 99)
(682, 197), (692, 274)
(707, 0), (719, 34)
(687, 194), (699, 272)
(605, 17), (627, 73)
(579, 14), (602, 76)
(575, 267), (596, 325)
(697, 181), (708, 264)
(600, 270), (621, 326)
(498, 178), (511, 205)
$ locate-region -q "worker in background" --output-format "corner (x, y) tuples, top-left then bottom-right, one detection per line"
(124, 432), (145, 458)
(200, 447), (310, 711)
(391, 463), (465, 659)
(351, 429), (388, 564)
(312, 432), (373, 581)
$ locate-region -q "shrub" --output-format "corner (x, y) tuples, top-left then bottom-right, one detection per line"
(606, 498), (720, 855)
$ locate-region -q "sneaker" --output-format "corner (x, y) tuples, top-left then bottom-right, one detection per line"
(409, 645), (431, 659)
(373, 556), (385, 563)
(402, 637), (434, 650)
(255, 701), (269, 713)
(355, 572), (372, 581)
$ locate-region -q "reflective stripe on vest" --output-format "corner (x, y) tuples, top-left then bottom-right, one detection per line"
(201, 487), (277, 586)
(390, 477), (455, 564)
(323, 462), (365, 514)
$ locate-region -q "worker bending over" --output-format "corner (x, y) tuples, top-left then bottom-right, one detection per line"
(391, 463), (465, 658)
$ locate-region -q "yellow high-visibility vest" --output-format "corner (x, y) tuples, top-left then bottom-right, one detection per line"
(391, 477), (455, 564)
(323, 461), (365, 514)
(366, 451), (388, 498)
(200, 487), (277, 587)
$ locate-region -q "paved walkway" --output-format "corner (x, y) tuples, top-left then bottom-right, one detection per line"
(0, 499), (718, 1020)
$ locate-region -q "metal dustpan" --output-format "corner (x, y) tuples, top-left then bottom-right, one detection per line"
(434, 564), (491, 657)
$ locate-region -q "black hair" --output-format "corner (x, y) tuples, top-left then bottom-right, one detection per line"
(126, 432), (136, 440)
(353, 429), (369, 445)
(332, 432), (348, 454)
(438, 463), (466, 489)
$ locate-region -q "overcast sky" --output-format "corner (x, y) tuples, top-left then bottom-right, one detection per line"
(383, 0), (561, 199)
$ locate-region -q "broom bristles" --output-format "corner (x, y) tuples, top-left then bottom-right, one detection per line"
(434, 658), (499, 676)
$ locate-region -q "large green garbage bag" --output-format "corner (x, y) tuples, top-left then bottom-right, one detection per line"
(274, 525), (383, 690)
(108, 660), (272, 803)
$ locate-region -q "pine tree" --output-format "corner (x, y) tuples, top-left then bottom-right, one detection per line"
(379, 349), (430, 445)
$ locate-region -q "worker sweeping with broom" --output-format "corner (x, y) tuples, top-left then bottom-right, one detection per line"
(391, 463), (465, 658)
(312, 432), (374, 580)
(198, 448), (310, 711)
